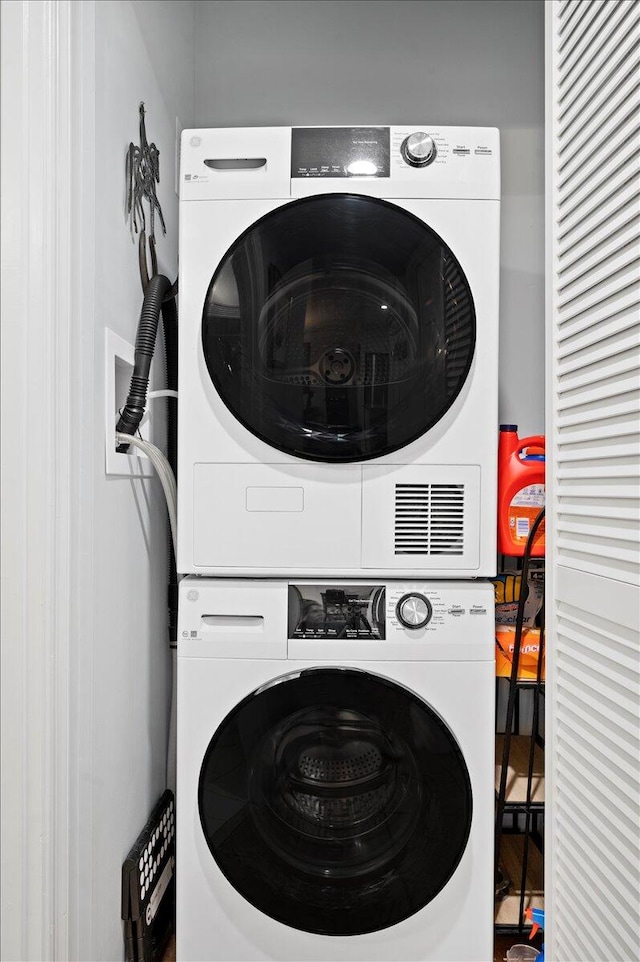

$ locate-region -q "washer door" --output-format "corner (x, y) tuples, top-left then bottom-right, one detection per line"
(198, 667), (472, 936)
(202, 194), (475, 462)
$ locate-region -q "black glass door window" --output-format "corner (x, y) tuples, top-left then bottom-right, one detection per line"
(202, 194), (475, 462)
(198, 668), (472, 936)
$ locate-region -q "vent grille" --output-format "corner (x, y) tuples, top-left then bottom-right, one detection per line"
(394, 484), (465, 555)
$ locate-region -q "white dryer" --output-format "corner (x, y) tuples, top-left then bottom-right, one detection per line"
(177, 577), (495, 961)
(178, 125), (500, 577)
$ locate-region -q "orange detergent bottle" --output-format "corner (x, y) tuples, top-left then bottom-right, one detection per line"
(497, 424), (545, 557)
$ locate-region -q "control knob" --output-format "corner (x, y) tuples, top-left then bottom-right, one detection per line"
(401, 132), (437, 167)
(396, 593), (432, 630)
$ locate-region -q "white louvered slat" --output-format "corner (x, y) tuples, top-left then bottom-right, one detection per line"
(556, 869), (633, 962)
(558, 38), (639, 155)
(559, 218), (640, 297)
(557, 2), (639, 117)
(559, 341), (639, 387)
(557, 658), (639, 748)
(557, 370), (639, 410)
(556, 794), (639, 910)
(557, 687), (638, 760)
(558, 175), (638, 251)
(553, 594), (640, 962)
(557, 153), (640, 243)
(557, 435), (640, 467)
(553, 479), (639, 503)
(557, 302), (638, 354)
(557, 269), (639, 328)
(557, 133), (640, 229)
(557, 413), (639, 442)
(559, 22), (639, 138)
(558, 0), (630, 87)
(557, 241), (639, 307)
(558, 0), (597, 44)
(547, 3), (640, 959)
(556, 382), (636, 412)
(559, 344), (640, 387)
(556, 287), (639, 342)
(555, 841), (637, 959)
(558, 67), (639, 182)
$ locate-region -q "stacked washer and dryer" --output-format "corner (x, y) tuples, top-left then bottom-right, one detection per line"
(176, 125), (500, 961)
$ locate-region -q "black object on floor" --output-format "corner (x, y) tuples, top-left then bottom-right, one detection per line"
(122, 790), (175, 962)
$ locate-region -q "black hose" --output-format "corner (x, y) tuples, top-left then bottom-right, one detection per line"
(162, 295), (179, 478)
(162, 294), (179, 643)
(116, 273), (172, 452)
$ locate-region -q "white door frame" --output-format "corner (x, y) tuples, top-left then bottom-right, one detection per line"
(0, 2), (95, 958)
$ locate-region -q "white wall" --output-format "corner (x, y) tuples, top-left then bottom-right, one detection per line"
(86, 2), (194, 958)
(194, 0), (545, 435)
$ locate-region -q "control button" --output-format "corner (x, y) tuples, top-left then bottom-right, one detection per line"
(396, 593), (432, 629)
(401, 132), (437, 167)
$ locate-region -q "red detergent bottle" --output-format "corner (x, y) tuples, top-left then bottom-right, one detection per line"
(497, 425), (546, 557)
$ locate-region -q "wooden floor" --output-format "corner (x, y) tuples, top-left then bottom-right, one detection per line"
(163, 934), (176, 962)
(163, 931), (540, 961)
(495, 834), (544, 929)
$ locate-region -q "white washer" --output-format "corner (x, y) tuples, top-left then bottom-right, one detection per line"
(177, 577), (495, 961)
(178, 125), (500, 578)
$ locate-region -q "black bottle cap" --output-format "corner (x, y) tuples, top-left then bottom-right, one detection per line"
(500, 424), (518, 432)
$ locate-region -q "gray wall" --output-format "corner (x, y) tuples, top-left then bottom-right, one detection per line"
(195, 0), (545, 434)
(87, 3), (194, 958)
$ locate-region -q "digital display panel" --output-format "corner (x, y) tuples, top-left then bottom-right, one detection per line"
(291, 127), (390, 178)
(288, 584), (385, 639)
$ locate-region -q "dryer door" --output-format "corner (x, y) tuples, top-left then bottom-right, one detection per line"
(198, 667), (472, 936)
(202, 193), (475, 462)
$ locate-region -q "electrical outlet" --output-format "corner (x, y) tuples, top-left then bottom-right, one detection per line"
(105, 327), (153, 477)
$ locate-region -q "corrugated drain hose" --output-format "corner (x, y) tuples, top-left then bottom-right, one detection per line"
(116, 273), (172, 452)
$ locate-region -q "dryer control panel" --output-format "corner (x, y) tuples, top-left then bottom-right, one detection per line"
(180, 125), (500, 202)
(290, 126), (497, 178)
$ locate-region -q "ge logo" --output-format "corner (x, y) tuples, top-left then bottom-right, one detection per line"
(182, 630), (189, 638)
(189, 135), (201, 147)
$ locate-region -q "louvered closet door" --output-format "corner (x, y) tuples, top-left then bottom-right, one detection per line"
(546, 3), (640, 960)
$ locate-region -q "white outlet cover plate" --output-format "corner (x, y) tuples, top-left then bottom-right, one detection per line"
(105, 327), (153, 477)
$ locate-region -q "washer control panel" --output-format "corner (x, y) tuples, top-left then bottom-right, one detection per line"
(288, 582), (490, 640)
(178, 577), (495, 660)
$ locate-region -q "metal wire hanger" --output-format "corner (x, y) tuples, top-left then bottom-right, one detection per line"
(126, 102), (177, 299)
